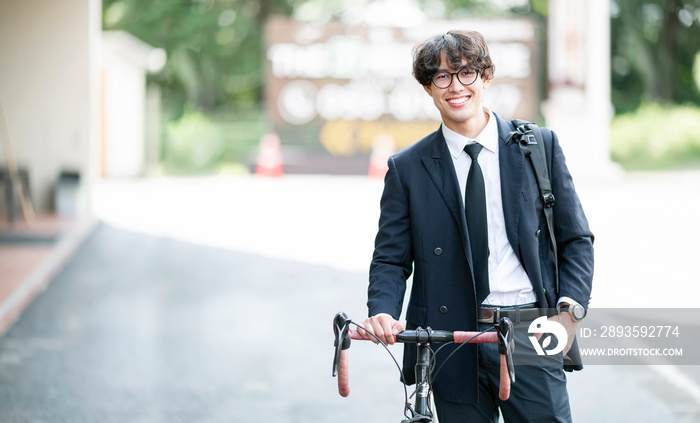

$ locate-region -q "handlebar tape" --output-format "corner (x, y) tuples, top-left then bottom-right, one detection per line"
(337, 349), (350, 397)
(499, 354), (511, 400)
(452, 331), (499, 344)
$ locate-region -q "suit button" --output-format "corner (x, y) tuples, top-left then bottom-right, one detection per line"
(535, 229), (541, 238)
(440, 306), (448, 314)
(434, 247), (443, 256)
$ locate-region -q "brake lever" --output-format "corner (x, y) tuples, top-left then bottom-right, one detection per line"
(332, 312), (352, 377)
(497, 317), (515, 384)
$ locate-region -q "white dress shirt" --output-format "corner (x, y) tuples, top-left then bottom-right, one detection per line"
(441, 110), (537, 307)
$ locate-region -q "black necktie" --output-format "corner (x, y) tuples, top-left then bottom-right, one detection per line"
(464, 143), (489, 305)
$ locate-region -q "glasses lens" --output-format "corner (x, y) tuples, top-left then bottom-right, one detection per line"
(457, 68), (479, 86)
(431, 72), (452, 88)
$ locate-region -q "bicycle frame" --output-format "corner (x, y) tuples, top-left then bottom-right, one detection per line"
(332, 312), (515, 423)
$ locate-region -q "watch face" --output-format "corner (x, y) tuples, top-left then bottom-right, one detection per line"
(572, 305), (585, 320)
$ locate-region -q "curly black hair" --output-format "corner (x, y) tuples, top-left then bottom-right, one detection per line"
(412, 30), (495, 86)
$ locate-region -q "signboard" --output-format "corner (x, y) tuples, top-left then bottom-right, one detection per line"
(265, 17), (539, 171)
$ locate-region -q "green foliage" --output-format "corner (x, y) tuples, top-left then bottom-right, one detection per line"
(528, 0), (548, 16)
(103, 0), (294, 116)
(102, 0), (292, 173)
(610, 102), (700, 170)
(161, 108), (267, 174)
(611, 0), (700, 113)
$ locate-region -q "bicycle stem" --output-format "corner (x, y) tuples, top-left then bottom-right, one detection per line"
(414, 342), (432, 419)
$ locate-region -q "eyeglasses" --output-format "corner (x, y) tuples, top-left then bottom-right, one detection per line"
(430, 68), (480, 89)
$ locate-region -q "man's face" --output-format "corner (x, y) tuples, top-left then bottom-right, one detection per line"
(423, 52), (491, 133)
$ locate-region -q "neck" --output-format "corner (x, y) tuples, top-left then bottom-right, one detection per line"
(445, 109), (489, 139)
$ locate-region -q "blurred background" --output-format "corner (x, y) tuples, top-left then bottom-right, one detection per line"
(2, 0), (700, 208)
(1, 0), (700, 421)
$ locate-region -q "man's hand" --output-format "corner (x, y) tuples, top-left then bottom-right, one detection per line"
(544, 313), (579, 356)
(359, 314), (405, 345)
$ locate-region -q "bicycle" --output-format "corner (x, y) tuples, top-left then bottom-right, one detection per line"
(332, 312), (515, 423)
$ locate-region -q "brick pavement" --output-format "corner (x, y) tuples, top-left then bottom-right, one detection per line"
(0, 215), (94, 336)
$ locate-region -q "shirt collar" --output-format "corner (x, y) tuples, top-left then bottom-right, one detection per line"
(442, 108), (498, 159)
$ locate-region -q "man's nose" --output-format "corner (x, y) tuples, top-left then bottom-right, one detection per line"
(448, 76), (465, 91)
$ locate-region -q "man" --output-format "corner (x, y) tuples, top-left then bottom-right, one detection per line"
(359, 30), (594, 422)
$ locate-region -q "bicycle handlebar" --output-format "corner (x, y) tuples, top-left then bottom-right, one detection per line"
(332, 312), (515, 402)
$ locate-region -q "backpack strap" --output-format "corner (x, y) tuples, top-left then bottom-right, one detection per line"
(508, 119), (559, 295)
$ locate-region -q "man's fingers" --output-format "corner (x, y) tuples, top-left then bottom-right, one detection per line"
(375, 316), (395, 344)
(380, 318), (395, 343)
(359, 317), (385, 343)
(370, 320), (385, 343)
(360, 315), (402, 345)
(358, 319), (375, 341)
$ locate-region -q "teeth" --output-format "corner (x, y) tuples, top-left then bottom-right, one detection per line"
(447, 97), (467, 104)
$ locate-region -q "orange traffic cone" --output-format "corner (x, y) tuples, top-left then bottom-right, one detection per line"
(368, 134), (394, 179)
(256, 132), (284, 177)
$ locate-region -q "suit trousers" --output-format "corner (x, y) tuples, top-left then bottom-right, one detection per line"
(433, 322), (572, 423)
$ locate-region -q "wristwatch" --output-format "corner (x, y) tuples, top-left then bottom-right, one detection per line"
(559, 302), (586, 322)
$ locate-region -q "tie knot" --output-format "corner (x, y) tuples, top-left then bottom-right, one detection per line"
(463, 143), (483, 160)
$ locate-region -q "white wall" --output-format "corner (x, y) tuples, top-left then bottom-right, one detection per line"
(0, 0), (100, 214)
(101, 30), (165, 178)
(102, 51), (146, 177)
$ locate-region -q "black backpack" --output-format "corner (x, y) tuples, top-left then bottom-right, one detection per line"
(508, 119), (558, 294)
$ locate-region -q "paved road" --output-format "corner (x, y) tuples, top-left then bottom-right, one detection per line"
(0, 223), (408, 422)
(0, 172), (698, 422)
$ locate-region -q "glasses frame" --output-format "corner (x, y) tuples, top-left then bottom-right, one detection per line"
(430, 67), (481, 89)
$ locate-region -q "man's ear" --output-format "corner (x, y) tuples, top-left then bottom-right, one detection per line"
(482, 77), (492, 89)
(423, 84), (433, 96)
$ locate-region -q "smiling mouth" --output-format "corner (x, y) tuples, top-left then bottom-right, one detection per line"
(447, 96), (468, 105)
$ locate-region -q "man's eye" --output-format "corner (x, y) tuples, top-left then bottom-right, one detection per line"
(435, 73), (448, 79)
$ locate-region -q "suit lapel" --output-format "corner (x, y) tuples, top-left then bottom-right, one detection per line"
(497, 116), (524, 251)
(421, 127), (469, 250)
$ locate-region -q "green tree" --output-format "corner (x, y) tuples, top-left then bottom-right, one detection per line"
(611, 0), (700, 113)
(102, 0), (295, 118)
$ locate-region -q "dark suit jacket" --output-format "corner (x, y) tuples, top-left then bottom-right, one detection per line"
(367, 113), (594, 404)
